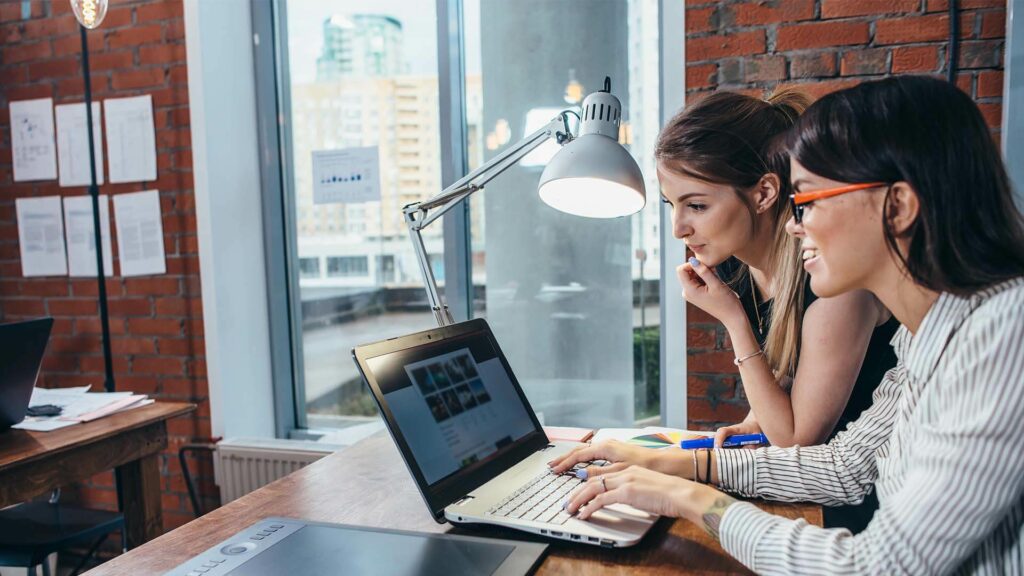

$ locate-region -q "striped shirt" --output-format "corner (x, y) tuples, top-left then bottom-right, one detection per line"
(716, 277), (1024, 575)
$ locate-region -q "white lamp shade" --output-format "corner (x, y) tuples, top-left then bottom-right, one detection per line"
(538, 133), (646, 218)
(69, 0), (108, 29)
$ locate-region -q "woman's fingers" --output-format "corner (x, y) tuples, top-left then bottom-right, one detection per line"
(714, 425), (740, 449)
(687, 257), (724, 288)
(565, 469), (624, 514)
(582, 461), (628, 479)
(548, 440), (625, 474)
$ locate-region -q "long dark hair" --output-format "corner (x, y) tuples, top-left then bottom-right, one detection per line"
(785, 75), (1024, 294)
(656, 89), (811, 376)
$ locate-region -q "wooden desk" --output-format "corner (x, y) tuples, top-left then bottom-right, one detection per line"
(0, 401), (195, 549)
(88, 431), (821, 575)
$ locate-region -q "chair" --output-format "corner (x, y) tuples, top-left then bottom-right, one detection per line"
(0, 490), (124, 576)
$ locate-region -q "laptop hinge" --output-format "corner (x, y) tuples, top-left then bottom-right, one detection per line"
(452, 495), (475, 507)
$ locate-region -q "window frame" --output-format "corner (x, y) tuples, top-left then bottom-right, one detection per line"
(251, 0), (688, 438)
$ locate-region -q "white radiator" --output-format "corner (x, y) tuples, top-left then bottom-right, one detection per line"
(213, 438), (339, 504)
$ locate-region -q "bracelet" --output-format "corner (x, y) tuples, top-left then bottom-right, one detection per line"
(691, 449), (700, 483)
(704, 448), (713, 485)
(734, 349), (765, 366)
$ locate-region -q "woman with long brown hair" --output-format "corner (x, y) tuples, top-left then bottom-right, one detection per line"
(654, 88), (898, 531)
(552, 75), (1024, 574)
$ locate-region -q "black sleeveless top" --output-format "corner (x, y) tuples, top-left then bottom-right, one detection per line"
(717, 257), (899, 533)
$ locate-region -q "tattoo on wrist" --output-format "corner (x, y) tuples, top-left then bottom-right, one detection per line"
(701, 496), (737, 541)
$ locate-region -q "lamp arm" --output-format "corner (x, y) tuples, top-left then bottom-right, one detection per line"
(403, 110), (576, 326)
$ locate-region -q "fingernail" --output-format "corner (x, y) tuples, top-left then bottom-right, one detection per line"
(688, 257), (700, 268)
(562, 500), (570, 510)
(575, 468), (588, 480)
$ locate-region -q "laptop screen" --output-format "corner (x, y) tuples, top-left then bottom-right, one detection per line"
(364, 328), (537, 486)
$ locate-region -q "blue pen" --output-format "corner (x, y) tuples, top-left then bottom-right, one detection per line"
(680, 433), (768, 450)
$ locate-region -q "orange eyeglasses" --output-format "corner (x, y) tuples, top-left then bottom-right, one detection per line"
(789, 182), (888, 224)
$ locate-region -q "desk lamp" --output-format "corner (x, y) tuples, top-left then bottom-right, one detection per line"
(404, 77), (645, 326)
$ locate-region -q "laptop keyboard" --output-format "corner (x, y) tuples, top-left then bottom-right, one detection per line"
(487, 462), (599, 525)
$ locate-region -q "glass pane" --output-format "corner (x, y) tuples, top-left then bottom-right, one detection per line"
(282, 1), (443, 432)
(464, 0), (662, 427)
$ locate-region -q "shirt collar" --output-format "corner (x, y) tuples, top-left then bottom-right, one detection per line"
(902, 291), (974, 383)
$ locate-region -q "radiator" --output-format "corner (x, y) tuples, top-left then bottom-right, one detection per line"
(213, 438), (339, 504)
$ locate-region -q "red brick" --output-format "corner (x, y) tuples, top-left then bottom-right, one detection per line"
(111, 337), (157, 355)
(687, 7), (716, 34)
(977, 70), (1004, 98)
(89, 50), (134, 71)
(687, 30), (766, 62)
(927, 0), (1005, 10)
(686, 63), (717, 90)
(5, 41), (52, 64)
(28, 58), (80, 81)
(744, 55), (787, 83)
(104, 24), (163, 49)
(158, 337), (201, 356)
(891, 45), (941, 73)
(137, 2), (182, 23)
(958, 40), (1003, 69)
(79, 355), (129, 374)
(687, 398), (750, 424)
(112, 68), (166, 90)
(133, 356), (184, 375)
(173, 149), (193, 169)
(980, 10), (1006, 39)
(49, 335), (99, 354)
(688, 350), (739, 374)
(875, 14), (951, 45)
(5, 84), (53, 101)
(840, 48), (890, 76)
(153, 296), (187, 316)
(22, 279), (71, 297)
(22, 17), (78, 38)
(821, 0), (919, 19)
(791, 52), (838, 78)
(42, 354), (80, 373)
(161, 377), (200, 398)
(782, 78), (862, 100)
(977, 102), (1001, 129)
(125, 277), (180, 296)
(777, 21), (870, 51)
(165, 19), (186, 41)
(957, 72), (975, 96)
(75, 317), (127, 335)
(5, 299), (47, 316)
(116, 375), (160, 394)
(688, 327), (717, 350)
(48, 298), (99, 316)
(140, 43), (186, 65)
(726, 0), (815, 26)
(108, 297), (153, 316)
(128, 317), (184, 336)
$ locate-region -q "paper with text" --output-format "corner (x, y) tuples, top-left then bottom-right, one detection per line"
(16, 196), (67, 277)
(10, 98), (58, 182)
(56, 102), (105, 187)
(104, 95), (157, 183)
(63, 194), (113, 277)
(113, 189), (166, 276)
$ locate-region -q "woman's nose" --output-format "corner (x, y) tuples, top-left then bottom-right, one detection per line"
(785, 215), (803, 238)
(673, 213), (692, 239)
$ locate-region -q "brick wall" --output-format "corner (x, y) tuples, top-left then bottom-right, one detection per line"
(0, 0), (216, 536)
(684, 0), (1007, 430)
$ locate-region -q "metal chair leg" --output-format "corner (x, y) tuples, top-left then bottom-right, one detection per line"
(69, 533), (110, 576)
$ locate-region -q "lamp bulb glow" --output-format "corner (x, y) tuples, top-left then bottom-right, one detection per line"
(70, 0), (108, 29)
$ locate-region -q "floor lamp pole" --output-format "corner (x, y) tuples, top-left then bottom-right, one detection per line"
(79, 25), (115, 394)
(80, 23), (124, 517)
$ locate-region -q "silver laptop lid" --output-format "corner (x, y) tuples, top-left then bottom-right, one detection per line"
(352, 318), (548, 522)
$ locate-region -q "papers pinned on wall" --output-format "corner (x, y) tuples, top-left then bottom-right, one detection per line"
(63, 194), (113, 277)
(312, 146), (381, 205)
(10, 98), (58, 182)
(113, 189), (166, 276)
(55, 102), (105, 187)
(15, 196), (68, 277)
(104, 95), (157, 184)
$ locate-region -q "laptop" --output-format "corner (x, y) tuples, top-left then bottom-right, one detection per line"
(352, 318), (658, 548)
(0, 317), (54, 431)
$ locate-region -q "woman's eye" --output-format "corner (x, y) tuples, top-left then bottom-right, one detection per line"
(687, 203), (707, 212)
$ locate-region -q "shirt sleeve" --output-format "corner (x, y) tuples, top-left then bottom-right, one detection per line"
(716, 363), (905, 506)
(717, 306), (1024, 575)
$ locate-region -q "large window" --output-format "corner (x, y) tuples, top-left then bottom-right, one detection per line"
(261, 0), (680, 438)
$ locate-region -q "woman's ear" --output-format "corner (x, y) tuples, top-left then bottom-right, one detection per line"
(885, 182), (920, 236)
(753, 173), (781, 214)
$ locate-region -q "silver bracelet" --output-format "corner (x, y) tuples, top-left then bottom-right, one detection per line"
(691, 448), (699, 482)
(734, 349), (765, 366)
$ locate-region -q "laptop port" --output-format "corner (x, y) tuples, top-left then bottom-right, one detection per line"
(540, 530), (547, 535)
(550, 531), (563, 537)
(570, 534), (580, 540)
(588, 537), (598, 542)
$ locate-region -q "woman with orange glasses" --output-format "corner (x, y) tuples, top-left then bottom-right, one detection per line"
(552, 75), (1024, 574)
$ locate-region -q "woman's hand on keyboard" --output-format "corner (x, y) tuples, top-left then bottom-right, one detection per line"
(548, 440), (660, 479)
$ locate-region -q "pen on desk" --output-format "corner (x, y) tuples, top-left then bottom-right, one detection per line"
(679, 433), (768, 450)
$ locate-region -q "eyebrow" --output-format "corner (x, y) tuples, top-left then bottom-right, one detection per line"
(661, 192), (707, 203)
